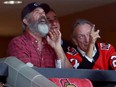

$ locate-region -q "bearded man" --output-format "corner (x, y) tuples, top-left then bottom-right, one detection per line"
(7, 2), (72, 68)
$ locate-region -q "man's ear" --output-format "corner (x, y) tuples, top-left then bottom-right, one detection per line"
(23, 18), (28, 25)
(72, 38), (78, 46)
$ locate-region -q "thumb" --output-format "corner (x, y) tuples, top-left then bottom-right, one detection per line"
(46, 35), (50, 42)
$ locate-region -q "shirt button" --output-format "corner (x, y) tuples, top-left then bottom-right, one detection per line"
(35, 40), (38, 43)
(37, 48), (39, 50)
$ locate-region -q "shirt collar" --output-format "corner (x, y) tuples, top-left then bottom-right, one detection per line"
(77, 46), (97, 57)
(23, 31), (47, 44)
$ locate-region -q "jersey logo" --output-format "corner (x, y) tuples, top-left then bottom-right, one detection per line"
(60, 79), (76, 87)
(67, 47), (78, 55)
(100, 43), (110, 50)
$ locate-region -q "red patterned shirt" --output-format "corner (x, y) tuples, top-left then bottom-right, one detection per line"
(7, 32), (57, 68)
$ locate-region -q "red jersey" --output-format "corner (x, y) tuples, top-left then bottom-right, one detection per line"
(66, 43), (116, 70)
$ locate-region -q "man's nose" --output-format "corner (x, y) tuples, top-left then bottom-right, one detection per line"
(39, 12), (46, 17)
(85, 35), (89, 43)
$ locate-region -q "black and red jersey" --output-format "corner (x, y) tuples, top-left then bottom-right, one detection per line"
(66, 43), (116, 70)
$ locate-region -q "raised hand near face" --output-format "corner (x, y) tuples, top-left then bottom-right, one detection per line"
(86, 25), (101, 58)
(46, 29), (62, 49)
(89, 25), (101, 45)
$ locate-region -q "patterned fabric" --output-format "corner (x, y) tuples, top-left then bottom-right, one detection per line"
(66, 43), (116, 70)
(49, 78), (93, 87)
(7, 32), (57, 68)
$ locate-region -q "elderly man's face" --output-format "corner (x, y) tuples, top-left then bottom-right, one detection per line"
(46, 11), (60, 31)
(27, 7), (49, 37)
(73, 24), (92, 52)
(29, 7), (46, 21)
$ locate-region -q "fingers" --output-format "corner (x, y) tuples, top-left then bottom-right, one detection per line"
(96, 29), (101, 38)
(91, 24), (100, 38)
(92, 29), (101, 40)
(48, 29), (61, 40)
(91, 24), (95, 32)
(46, 35), (50, 42)
(47, 29), (62, 48)
(90, 25), (101, 44)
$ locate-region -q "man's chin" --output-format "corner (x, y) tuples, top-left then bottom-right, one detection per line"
(40, 32), (48, 37)
(82, 47), (88, 52)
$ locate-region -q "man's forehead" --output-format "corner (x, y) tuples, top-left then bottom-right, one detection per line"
(47, 12), (57, 19)
(75, 24), (91, 33)
(77, 24), (92, 28)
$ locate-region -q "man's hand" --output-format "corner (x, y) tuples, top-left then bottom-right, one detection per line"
(89, 25), (101, 44)
(86, 25), (101, 58)
(46, 29), (72, 68)
(46, 29), (61, 49)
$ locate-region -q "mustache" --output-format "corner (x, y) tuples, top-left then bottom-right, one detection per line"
(38, 16), (48, 24)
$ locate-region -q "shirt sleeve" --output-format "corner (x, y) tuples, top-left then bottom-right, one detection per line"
(108, 44), (116, 70)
